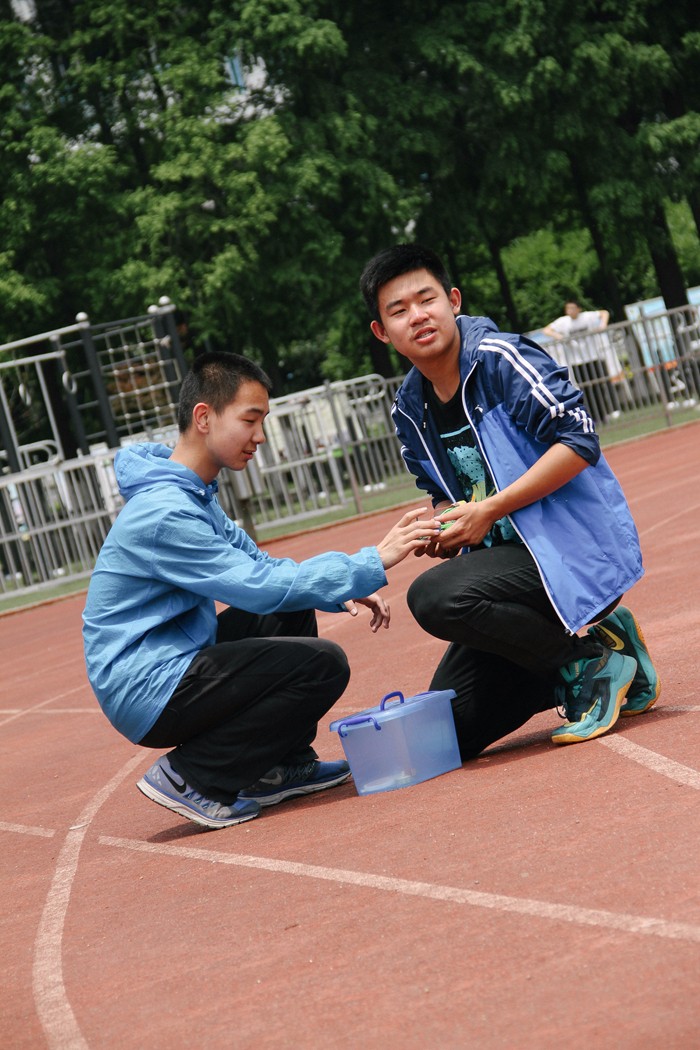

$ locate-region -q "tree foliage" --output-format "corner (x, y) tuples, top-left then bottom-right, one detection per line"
(0, 0), (698, 385)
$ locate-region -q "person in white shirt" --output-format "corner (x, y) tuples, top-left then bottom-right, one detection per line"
(543, 300), (622, 424)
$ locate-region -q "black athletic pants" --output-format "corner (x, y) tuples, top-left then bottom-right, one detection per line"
(407, 543), (617, 761)
(138, 607), (350, 802)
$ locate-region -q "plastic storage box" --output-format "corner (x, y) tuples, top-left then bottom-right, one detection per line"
(329, 689), (460, 795)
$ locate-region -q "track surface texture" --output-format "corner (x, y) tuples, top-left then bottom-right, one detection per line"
(2, 422), (699, 1050)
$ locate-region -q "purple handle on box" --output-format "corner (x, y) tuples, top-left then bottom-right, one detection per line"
(379, 691), (405, 710)
(336, 715), (382, 738)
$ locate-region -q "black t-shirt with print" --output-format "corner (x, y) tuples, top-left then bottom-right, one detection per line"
(425, 381), (520, 546)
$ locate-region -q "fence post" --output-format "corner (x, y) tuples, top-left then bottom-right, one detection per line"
(325, 381), (363, 515)
(76, 312), (120, 450)
(156, 297), (188, 375)
(0, 378), (22, 473)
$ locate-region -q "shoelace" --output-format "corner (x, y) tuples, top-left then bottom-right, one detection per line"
(183, 787), (229, 815)
(276, 760), (317, 785)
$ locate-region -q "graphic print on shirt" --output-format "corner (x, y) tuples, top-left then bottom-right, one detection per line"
(441, 424), (519, 545)
(443, 425), (490, 503)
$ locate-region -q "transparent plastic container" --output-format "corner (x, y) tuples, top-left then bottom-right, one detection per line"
(329, 689), (460, 795)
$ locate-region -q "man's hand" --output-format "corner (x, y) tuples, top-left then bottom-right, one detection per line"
(375, 507), (441, 569)
(343, 593), (391, 632)
(435, 499), (497, 550)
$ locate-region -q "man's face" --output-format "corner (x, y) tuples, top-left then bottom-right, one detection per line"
(564, 302), (581, 319)
(199, 379), (269, 476)
(370, 268), (461, 366)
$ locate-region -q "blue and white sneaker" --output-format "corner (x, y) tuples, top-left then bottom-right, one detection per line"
(238, 759), (351, 808)
(136, 755), (260, 829)
(588, 606), (661, 715)
(551, 648), (637, 745)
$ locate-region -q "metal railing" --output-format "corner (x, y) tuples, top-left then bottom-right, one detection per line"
(0, 299), (185, 474)
(531, 303), (700, 433)
(0, 374), (408, 598)
(2, 302), (698, 602)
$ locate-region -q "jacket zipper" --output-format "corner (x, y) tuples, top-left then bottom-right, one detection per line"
(458, 375), (572, 633)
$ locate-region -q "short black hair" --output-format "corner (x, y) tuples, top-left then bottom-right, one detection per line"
(177, 351), (272, 432)
(359, 244), (453, 321)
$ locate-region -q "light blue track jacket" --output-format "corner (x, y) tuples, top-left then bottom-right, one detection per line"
(391, 314), (644, 634)
(82, 443), (386, 743)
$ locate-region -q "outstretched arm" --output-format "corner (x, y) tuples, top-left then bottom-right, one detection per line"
(341, 507), (441, 628)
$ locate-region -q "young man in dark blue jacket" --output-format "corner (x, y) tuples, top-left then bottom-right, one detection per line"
(360, 244), (660, 757)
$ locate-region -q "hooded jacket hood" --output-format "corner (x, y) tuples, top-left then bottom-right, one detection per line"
(116, 442), (215, 503)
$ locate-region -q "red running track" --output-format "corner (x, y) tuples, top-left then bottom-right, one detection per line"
(2, 422), (699, 1049)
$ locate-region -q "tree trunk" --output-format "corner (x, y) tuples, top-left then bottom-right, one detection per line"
(686, 188), (700, 243)
(647, 204), (689, 308)
(568, 155), (626, 320)
(486, 237), (520, 331)
(367, 333), (395, 377)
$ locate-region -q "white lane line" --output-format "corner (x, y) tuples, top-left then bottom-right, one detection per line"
(0, 820), (55, 838)
(636, 499), (700, 536)
(0, 709), (98, 715)
(32, 754), (145, 1050)
(0, 687), (86, 729)
(100, 835), (700, 944)
(0, 709), (98, 718)
(601, 735), (700, 789)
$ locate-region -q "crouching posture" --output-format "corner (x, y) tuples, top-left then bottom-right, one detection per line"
(360, 244), (660, 758)
(83, 352), (441, 828)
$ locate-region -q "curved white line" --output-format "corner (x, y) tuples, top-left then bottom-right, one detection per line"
(32, 753), (145, 1049)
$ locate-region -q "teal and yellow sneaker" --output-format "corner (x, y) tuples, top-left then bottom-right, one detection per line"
(588, 606), (661, 715)
(551, 648), (637, 745)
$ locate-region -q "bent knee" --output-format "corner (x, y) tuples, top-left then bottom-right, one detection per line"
(313, 638), (350, 687)
(408, 573), (445, 631)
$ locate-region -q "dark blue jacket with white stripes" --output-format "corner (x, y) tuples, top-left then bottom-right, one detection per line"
(391, 314), (644, 633)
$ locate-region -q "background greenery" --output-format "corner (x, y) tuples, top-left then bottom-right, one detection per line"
(1, 0), (699, 391)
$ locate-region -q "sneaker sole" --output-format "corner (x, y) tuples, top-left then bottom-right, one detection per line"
(551, 660), (634, 746)
(136, 777), (259, 829)
(240, 769), (352, 808)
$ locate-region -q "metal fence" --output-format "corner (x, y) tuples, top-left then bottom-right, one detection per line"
(532, 302), (700, 433)
(0, 298), (185, 473)
(1, 301), (699, 602)
(0, 374), (408, 599)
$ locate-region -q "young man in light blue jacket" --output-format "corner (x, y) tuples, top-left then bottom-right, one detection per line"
(360, 244), (659, 758)
(83, 352), (441, 829)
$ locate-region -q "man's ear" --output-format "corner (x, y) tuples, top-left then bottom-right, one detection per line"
(449, 287), (462, 315)
(370, 319), (390, 344)
(192, 402), (210, 433)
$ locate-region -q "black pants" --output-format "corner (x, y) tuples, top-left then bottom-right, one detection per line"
(572, 360), (620, 425)
(138, 607), (350, 802)
(407, 544), (616, 761)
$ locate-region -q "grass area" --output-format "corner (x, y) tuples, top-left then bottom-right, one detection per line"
(598, 402), (700, 445)
(0, 575), (89, 615)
